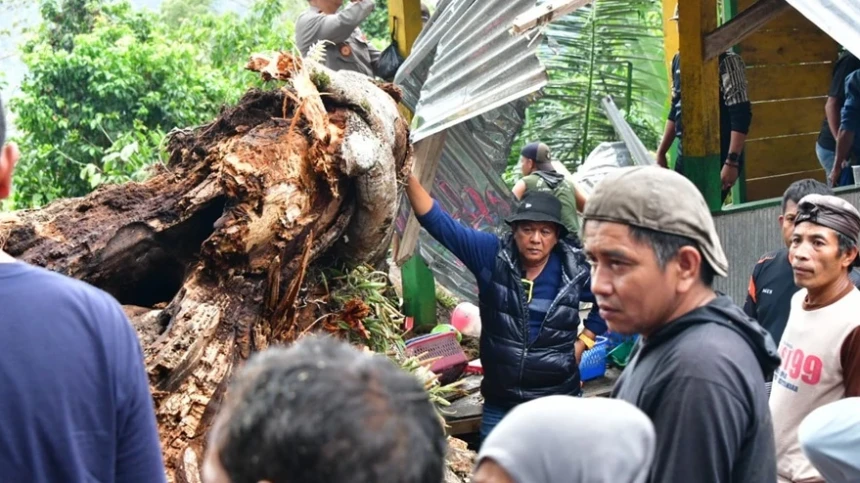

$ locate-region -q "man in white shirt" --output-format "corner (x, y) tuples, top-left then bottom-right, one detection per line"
(770, 194), (860, 483)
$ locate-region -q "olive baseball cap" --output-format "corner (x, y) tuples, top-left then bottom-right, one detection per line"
(582, 166), (729, 277)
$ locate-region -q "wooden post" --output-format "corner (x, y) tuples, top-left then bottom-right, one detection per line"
(388, 0), (423, 58)
(662, 0), (680, 85)
(662, 0), (681, 169)
(678, 0), (723, 211)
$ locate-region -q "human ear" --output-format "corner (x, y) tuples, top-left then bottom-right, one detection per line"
(673, 246), (704, 293)
(842, 246), (859, 270)
(0, 142), (20, 200)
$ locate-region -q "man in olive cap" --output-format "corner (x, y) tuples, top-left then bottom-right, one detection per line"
(770, 194), (860, 483)
(403, 172), (605, 440)
(512, 142), (586, 246)
(581, 166), (779, 483)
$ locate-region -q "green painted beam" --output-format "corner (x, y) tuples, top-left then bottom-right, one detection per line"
(684, 154), (724, 211)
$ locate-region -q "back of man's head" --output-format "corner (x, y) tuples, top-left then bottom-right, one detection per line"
(207, 335), (446, 483)
(521, 142), (554, 172)
(782, 179), (833, 214)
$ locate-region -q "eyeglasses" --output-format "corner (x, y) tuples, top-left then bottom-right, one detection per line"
(521, 279), (534, 304)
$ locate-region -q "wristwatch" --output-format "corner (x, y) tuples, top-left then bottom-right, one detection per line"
(725, 152), (740, 169)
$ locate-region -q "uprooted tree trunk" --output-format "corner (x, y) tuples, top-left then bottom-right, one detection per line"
(0, 53), (414, 481)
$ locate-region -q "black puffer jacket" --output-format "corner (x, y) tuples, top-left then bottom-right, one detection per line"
(479, 235), (591, 407)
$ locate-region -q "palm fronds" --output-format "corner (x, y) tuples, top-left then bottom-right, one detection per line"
(508, 0), (668, 177)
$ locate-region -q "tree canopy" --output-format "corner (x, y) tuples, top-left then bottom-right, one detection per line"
(5, 0), (301, 208)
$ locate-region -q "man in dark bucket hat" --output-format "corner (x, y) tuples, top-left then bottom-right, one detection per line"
(404, 173), (605, 441)
(581, 166), (779, 483)
(770, 194), (860, 483)
(504, 189), (568, 236)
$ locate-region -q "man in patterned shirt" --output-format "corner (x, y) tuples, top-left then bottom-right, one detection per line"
(656, 4), (753, 204)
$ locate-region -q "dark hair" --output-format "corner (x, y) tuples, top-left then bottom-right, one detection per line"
(628, 225), (716, 286)
(1, 96), (6, 147)
(215, 335), (446, 483)
(837, 232), (858, 271)
(782, 179), (833, 213)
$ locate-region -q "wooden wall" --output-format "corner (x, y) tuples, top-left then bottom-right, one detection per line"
(736, 1), (839, 200)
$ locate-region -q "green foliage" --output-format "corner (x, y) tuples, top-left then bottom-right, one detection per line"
(5, 0), (299, 209)
(507, 0), (668, 182)
(361, 2), (391, 49)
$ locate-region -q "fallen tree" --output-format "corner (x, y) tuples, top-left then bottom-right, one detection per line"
(0, 50), (479, 481)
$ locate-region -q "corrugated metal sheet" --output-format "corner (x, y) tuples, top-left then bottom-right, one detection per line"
(713, 190), (860, 305)
(394, 0), (550, 302)
(786, 0), (860, 58)
(396, 0), (548, 143)
(601, 96), (655, 166)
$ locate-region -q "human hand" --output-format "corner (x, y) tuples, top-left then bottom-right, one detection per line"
(720, 163), (739, 191)
(830, 161), (844, 188)
(574, 340), (586, 366)
(656, 151), (668, 168)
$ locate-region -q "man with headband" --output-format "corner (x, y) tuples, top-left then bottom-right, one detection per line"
(770, 194), (860, 483)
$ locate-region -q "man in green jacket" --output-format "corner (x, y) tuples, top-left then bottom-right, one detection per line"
(512, 142), (586, 245)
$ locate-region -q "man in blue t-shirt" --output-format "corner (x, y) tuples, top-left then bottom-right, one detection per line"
(404, 173), (606, 440)
(0, 97), (166, 482)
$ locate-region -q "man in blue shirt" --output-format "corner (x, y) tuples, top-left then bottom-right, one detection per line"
(832, 70), (860, 185)
(0, 97), (166, 482)
(404, 173), (606, 440)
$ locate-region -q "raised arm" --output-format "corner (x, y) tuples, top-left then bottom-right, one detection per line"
(405, 172), (434, 216)
(297, 0), (376, 46)
(405, 174), (498, 277)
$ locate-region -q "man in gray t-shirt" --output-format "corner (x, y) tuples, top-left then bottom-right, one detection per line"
(295, 0), (380, 78)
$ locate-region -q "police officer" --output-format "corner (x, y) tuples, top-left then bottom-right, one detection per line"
(295, 0), (381, 77)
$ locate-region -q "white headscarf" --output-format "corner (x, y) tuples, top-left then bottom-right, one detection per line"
(476, 395), (656, 483)
(799, 397), (860, 483)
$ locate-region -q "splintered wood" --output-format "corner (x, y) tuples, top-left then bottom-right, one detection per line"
(0, 52), (411, 481)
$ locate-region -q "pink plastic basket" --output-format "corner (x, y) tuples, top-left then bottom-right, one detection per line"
(405, 332), (468, 384)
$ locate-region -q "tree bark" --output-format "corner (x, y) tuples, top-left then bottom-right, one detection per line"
(0, 53), (411, 481)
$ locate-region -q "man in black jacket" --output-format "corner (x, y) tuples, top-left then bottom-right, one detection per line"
(404, 173), (606, 441)
(582, 166), (780, 483)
